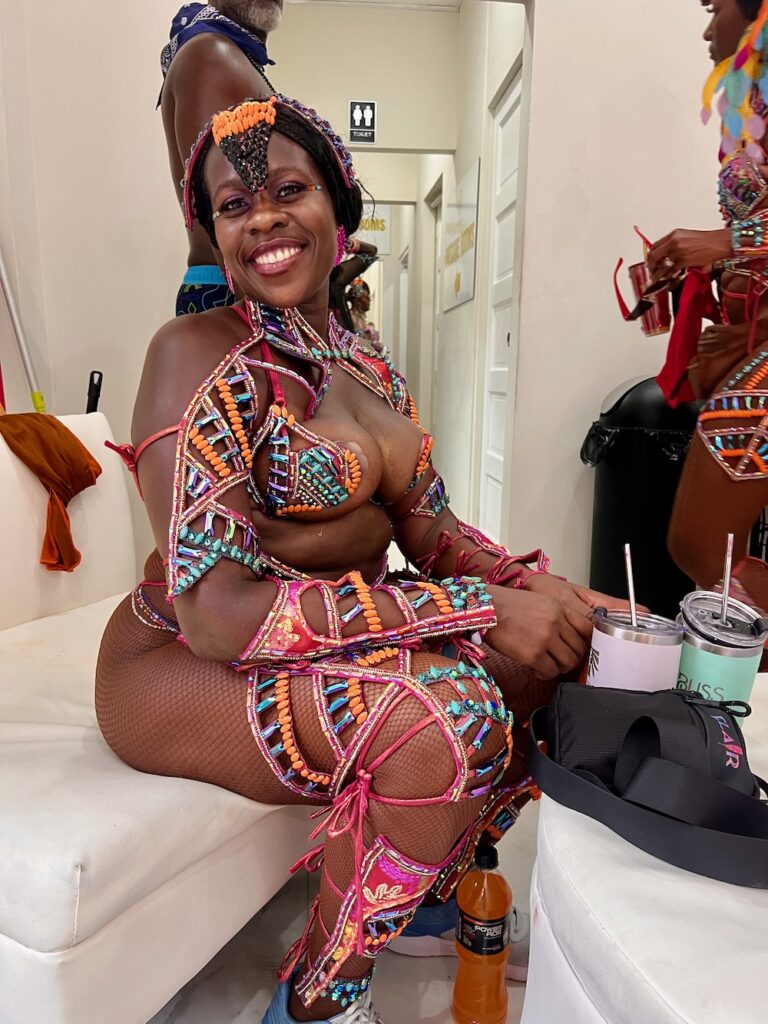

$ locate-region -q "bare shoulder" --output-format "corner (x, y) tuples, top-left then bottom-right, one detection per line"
(163, 34), (272, 160)
(133, 308), (251, 446)
(165, 33), (270, 101)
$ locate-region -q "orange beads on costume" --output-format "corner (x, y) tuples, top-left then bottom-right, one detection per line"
(349, 571), (383, 633)
(344, 450), (362, 494)
(277, 503), (324, 517)
(415, 581), (453, 616)
(415, 435), (434, 479)
(274, 672), (332, 788)
(189, 424), (232, 478)
(354, 647), (399, 670)
(699, 408), (765, 421)
(212, 97), (277, 145)
(346, 677), (369, 726)
(216, 377), (253, 469)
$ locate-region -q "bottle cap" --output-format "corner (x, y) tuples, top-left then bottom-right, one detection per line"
(474, 843), (498, 870)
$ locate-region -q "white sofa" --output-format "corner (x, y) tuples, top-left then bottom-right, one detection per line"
(522, 685), (768, 1024)
(0, 414), (310, 1024)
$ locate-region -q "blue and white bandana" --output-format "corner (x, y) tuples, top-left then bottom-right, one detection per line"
(160, 4), (274, 81)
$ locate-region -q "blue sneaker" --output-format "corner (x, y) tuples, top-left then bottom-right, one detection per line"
(388, 898), (530, 982)
(261, 976), (382, 1023)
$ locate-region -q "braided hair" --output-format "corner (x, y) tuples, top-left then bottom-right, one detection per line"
(191, 105), (363, 248)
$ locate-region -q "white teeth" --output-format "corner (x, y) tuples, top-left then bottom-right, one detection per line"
(254, 246), (301, 267)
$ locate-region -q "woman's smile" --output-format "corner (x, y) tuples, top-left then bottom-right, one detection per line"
(245, 236), (308, 276)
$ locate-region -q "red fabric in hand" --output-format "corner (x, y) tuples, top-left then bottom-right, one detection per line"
(656, 268), (721, 408)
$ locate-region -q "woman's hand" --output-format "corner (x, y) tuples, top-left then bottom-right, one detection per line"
(525, 573), (642, 617)
(647, 228), (732, 281)
(485, 585), (593, 680)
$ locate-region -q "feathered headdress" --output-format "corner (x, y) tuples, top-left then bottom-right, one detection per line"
(702, 0), (768, 163)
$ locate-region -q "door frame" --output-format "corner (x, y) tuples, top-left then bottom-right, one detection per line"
(469, 49), (529, 545)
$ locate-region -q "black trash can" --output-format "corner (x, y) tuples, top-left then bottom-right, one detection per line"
(581, 377), (700, 619)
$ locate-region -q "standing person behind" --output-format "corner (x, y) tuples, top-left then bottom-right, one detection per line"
(346, 278), (383, 354)
(160, 2), (284, 316)
(329, 238), (378, 333)
(647, 0), (768, 609)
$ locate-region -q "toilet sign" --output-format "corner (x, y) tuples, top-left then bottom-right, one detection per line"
(349, 101), (377, 144)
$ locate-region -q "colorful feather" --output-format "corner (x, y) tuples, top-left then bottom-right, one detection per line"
(702, 3), (768, 166)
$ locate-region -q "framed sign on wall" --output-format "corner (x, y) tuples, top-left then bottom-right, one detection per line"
(443, 160), (480, 312)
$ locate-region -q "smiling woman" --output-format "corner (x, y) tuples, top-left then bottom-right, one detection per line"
(94, 95), (621, 1024)
(187, 98), (362, 323)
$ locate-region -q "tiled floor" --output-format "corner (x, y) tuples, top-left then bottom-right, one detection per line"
(148, 804), (538, 1024)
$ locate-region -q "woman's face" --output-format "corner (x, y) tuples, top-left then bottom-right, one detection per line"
(205, 132), (337, 312)
(703, 0), (752, 64)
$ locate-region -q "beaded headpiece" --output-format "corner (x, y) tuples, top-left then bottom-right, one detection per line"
(183, 95), (357, 230)
(348, 278), (369, 298)
(212, 98), (277, 193)
(702, 0), (768, 163)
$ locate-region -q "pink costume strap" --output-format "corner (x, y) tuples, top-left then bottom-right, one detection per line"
(104, 424), (180, 499)
(258, 342), (288, 405)
(229, 304), (252, 328)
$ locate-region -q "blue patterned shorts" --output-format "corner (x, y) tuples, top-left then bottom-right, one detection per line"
(175, 265), (235, 316)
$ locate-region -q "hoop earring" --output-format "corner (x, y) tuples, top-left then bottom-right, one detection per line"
(335, 226), (347, 267)
(224, 265), (236, 294)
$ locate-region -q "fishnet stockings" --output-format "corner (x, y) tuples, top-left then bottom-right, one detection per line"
(95, 554), (551, 1018)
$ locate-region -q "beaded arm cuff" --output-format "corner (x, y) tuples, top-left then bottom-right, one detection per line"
(167, 340), (263, 598)
(238, 573), (496, 664)
(731, 207), (768, 258)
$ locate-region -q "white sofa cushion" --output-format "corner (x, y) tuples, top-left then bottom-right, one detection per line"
(0, 596), (306, 954)
(0, 413), (135, 631)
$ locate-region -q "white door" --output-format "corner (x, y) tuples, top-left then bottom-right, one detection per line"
(430, 200), (443, 424)
(479, 75), (522, 541)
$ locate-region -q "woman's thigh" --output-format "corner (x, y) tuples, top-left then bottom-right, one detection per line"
(669, 432), (768, 586)
(97, 605), (510, 811)
(96, 599), (296, 805)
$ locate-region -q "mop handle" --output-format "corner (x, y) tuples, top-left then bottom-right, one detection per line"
(0, 246), (46, 413)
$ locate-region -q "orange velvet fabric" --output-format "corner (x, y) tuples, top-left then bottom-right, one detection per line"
(0, 414), (102, 572)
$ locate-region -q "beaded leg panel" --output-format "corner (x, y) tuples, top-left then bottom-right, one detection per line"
(430, 646), (558, 901)
(253, 649), (513, 1008)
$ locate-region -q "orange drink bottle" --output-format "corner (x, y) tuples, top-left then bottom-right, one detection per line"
(452, 843), (512, 1024)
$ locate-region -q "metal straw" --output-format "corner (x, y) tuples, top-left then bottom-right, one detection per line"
(624, 543), (638, 628)
(721, 533), (734, 625)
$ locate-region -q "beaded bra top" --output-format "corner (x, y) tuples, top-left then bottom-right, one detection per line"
(114, 302), (437, 596)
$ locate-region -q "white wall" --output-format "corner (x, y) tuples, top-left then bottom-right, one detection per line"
(506, 0), (719, 581)
(0, 0), (184, 564)
(272, 3), (459, 153)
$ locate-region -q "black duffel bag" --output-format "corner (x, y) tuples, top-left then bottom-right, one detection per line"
(527, 683), (768, 888)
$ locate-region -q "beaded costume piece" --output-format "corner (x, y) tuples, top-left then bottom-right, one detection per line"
(697, 3), (768, 483)
(697, 351), (768, 480)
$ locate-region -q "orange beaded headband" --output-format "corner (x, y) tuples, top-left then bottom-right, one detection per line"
(182, 94), (357, 230)
(212, 97), (277, 146)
